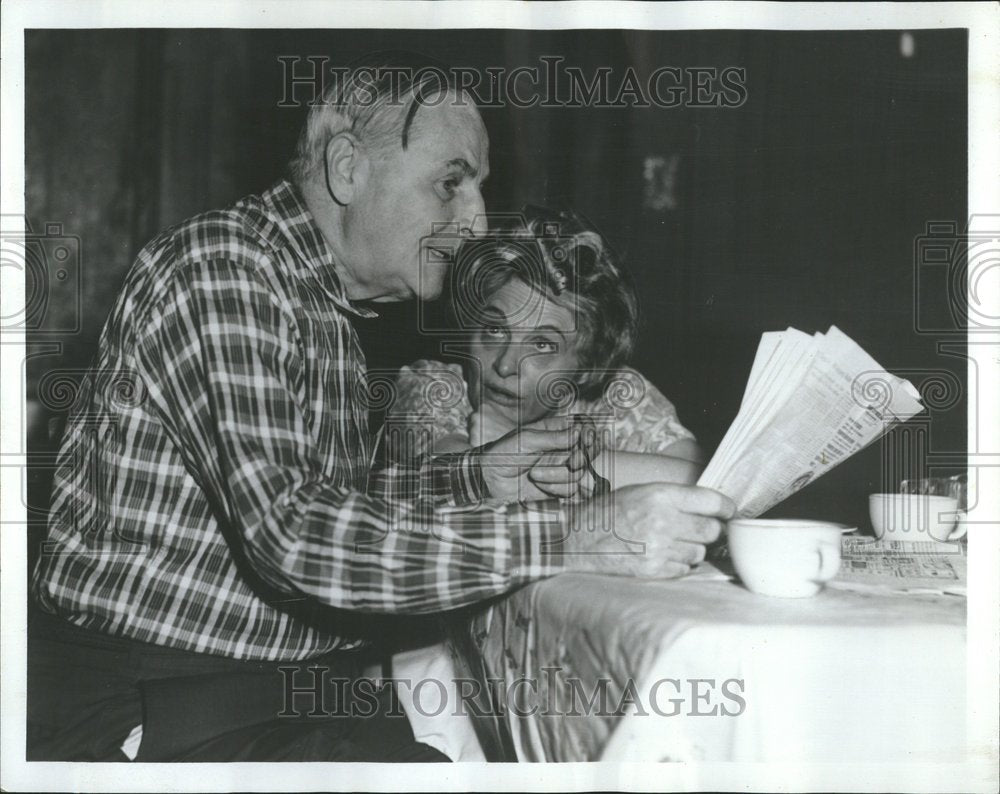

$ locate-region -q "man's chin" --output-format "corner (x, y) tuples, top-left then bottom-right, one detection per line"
(414, 278), (446, 301)
(374, 279), (443, 302)
(416, 258), (449, 301)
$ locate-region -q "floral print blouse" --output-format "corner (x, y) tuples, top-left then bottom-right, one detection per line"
(384, 359), (695, 462)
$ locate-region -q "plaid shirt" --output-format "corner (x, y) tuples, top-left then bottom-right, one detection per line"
(32, 180), (566, 661)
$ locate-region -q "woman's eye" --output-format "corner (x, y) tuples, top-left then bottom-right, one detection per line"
(533, 340), (558, 353)
(483, 325), (505, 338)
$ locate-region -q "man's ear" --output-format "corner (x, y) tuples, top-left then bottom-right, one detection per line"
(324, 131), (368, 205)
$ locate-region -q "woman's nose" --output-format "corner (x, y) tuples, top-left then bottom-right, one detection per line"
(492, 343), (518, 377)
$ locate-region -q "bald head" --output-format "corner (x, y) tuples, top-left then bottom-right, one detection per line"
(295, 55), (489, 305)
(290, 51), (474, 186)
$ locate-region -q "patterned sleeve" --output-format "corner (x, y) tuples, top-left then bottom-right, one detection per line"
(596, 368), (696, 455)
(385, 360), (471, 463)
(135, 261), (564, 614)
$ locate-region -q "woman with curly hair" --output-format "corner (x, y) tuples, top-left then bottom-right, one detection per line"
(386, 205), (702, 494)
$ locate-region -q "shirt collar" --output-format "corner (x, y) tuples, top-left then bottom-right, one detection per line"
(261, 179), (378, 319)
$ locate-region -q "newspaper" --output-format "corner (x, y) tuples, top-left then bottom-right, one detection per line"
(830, 536), (967, 596)
(698, 326), (925, 517)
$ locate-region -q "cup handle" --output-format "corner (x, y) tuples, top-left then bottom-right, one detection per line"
(948, 511), (968, 541)
(813, 542), (841, 583)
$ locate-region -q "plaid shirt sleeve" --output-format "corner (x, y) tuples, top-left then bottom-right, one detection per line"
(368, 450), (488, 506)
(135, 259), (565, 614)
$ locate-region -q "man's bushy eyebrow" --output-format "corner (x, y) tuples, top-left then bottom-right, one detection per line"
(446, 158), (478, 177)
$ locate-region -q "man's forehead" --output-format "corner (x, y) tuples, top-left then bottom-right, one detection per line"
(406, 97), (488, 162)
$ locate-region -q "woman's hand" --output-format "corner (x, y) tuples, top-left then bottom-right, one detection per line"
(468, 403), (518, 448)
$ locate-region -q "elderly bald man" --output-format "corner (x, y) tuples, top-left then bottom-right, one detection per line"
(28, 52), (733, 762)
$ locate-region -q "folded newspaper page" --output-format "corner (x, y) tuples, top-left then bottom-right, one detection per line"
(830, 536), (967, 596)
(698, 326), (924, 517)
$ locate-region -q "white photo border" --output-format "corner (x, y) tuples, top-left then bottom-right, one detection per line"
(2, 2), (997, 792)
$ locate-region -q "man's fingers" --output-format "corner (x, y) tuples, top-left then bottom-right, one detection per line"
(531, 480), (580, 499)
(655, 484), (735, 519)
(530, 449), (573, 467)
(578, 427), (600, 462)
(566, 443), (588, 472)
(529, 460), (583, 486)
(670, 515), (724, 545)
(523, 431), (600, 468)
(527, 470), (581, 499)
(498, 418), (605, 472)
(669, 539), (708, 566)
(528, 463), (582, 483)
(515, 428), (592, 471)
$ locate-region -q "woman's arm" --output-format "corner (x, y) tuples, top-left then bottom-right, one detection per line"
(586, 370), (706, 491)
(595, 440), (706, 489)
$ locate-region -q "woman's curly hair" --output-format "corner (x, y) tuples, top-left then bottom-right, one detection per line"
(449, 205), (640, 402)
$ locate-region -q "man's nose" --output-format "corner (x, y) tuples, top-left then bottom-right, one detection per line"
(458, 189), (487, 236)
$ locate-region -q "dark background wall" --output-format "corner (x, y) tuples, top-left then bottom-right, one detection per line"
(25, 28), (967, 533)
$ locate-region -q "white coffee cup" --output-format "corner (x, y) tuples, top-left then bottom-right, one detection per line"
(868, 493), (965, 542)
(727, 519), (846, 598)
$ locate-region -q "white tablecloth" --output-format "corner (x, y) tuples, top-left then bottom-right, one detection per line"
(480, 567), (966, 762)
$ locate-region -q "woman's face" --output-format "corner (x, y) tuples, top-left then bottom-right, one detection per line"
(466, 277), (582, 425)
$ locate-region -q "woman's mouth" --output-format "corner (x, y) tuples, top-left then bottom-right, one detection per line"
(484, 383), (520, 406)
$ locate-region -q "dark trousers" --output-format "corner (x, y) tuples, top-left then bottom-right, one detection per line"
(27, 607), (449, 762)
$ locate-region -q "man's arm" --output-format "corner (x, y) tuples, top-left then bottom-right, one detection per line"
(135, 259), (565, 613)
(371, 421), (591, 505)
(431, 433), (474, 454)
(375, 359), (587, 504)
(368, 448), (488, 505)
